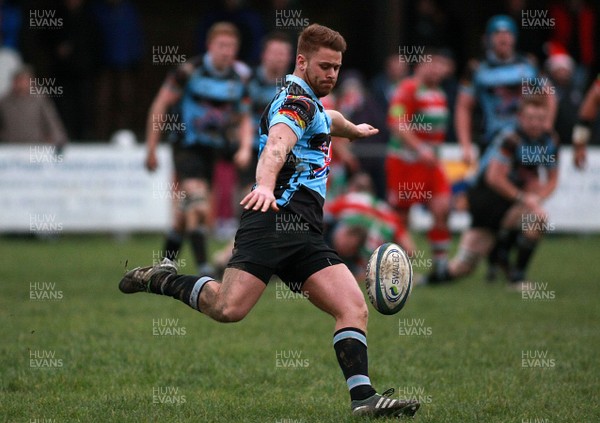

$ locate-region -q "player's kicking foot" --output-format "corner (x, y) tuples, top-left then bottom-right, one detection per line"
(351, 388), (420, 417)
(119, 258), (178, 294)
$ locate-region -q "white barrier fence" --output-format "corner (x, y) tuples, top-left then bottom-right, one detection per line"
(0, 144), (173, 232)
(0, 144), (599, 233)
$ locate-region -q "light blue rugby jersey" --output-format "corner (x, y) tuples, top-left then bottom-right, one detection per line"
(257, 74), (332, 230)
(247, 66), (280, 150)
(175, 54), (249, 148)
(475, 126), (559, 189)
(463, 53), (538, 144)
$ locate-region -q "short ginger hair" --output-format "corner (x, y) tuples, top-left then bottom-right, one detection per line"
(297, 24), (346, 58)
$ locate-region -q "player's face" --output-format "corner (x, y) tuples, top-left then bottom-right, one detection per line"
(419, 56), (447, 86)
(490, 30), (515, 58)
(519, 105), (546, 139)
(208, 34), (239, 71)
(262, 40), (293, 76)
(299, 47), (342, 98)
(13, 73), (32, 95)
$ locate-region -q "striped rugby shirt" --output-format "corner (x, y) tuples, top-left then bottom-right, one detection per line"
(256, 74), (332, 232)
(387, 77), (448, 161)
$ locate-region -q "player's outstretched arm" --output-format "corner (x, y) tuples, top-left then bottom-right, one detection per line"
(326, 110), (378, 140)
(240, 123), (298, 212)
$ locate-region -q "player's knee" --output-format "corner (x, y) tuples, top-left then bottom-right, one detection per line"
(216, 304), (247, 323)
(346, 294), (369, 324)
(453, 248), (480, 276)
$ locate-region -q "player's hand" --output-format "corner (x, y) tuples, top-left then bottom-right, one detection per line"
(461, 145), (476, 166)
(145, 151), (158, 172)
(353, 123), (379, 139)
(573, 145), (587, 170)
(240, 185), (279, 212)
(522, 192), (541, 211)
(234, 147), (252, 170)
(417, 143), (437, 167)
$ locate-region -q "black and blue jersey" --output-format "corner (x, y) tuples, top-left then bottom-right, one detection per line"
(462, 53), (538, 144)
(258, 74), (332, 231)
(170, 53), (250, 148)
(247, 66), (280, 150)
(476, 126), (559, 189)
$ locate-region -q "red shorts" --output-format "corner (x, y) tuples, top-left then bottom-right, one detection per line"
(386, 157), (451, 209)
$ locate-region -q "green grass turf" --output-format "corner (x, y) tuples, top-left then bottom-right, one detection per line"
(1, 233), (599, 422)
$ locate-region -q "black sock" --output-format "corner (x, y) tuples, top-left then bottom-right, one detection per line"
(515, 235), (538, 277)
(163, 230), (183, 261)
(189, 228), (208, 266)
(149, 274), (213, 311)
(494, 229), (519, 267)
(333, 327), (376, 401)
(487, 242), (500, 265)
(428, 261), (452, 284)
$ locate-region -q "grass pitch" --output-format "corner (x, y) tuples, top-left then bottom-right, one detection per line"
(1, 234), (599, 422)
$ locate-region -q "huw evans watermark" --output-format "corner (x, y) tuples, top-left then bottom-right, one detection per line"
(275, 350), (310, 369)
(152, 386), (186, 404)
(30, 282), (63, 301)
(152, 318), (187, 336)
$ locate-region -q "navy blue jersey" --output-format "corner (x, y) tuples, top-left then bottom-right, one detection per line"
(462, 53), (538, 143)
(247, 67), (280, 150)
(476, 126), (559, 189)
(169, 54), (250, 148)
(257, 74), (332, 231)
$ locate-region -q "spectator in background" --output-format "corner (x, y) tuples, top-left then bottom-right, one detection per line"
(196, 0), (266, 66)
(48, 0), (101, 140)
(0, 0), (22, 51)
(549, 0), (596, 89)
(545, 51), (583, 146)
(0, 37), (23, 98)
(406, 0), (451, 49)
(0, 65), (68, 146)
(92, 0), (144, 140)
(336, 71), (389, 199)
(572, 74), (600, 168)
(370, 54), (409, 117)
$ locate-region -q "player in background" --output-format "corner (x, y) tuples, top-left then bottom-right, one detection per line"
(238, 31), (293, 191)
(455, 14), (556, 162)
(426, 96), (559, 289)
(213, 31), (293, 274)
(120, 23), (419, 418)
(454, 15), (557, 281)
(144, 22), (254, 275)
(324, 172), (412, 278)
(572, 74), (600, 168)
(386, 49), (454, 278)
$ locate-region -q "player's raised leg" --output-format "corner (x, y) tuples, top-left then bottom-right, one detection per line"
(303, 263), (420, 417)
(119, 262), (266, 323)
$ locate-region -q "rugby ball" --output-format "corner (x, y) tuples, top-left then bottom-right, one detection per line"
(365, 243), (413, 315)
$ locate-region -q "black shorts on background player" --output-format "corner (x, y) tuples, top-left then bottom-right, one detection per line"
(172, 143), (216, 182)
(467, 183), (514, 232)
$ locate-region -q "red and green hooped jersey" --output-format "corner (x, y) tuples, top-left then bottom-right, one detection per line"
(325, 192), (406, 260)
(387, 77), (448, 160)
